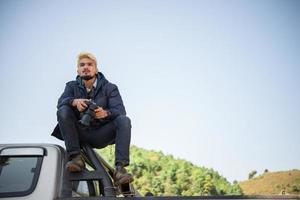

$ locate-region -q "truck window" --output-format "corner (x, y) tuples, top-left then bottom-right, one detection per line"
(72, 180), (100, 197)
(0, 156), (43, 198)
(72, 181), (90, 197)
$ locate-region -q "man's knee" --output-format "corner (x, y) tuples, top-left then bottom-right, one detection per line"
(114, 115), (131, 128)
(57, 105), (76, 122)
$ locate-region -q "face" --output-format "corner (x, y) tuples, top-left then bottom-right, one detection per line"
(77, 58), (98, 80)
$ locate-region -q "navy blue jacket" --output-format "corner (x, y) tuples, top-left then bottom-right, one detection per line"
(51, 72), (126, 140)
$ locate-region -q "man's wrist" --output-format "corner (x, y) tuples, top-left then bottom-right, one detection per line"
(106, 110), (111, 118)
(71, 99), (77, 107)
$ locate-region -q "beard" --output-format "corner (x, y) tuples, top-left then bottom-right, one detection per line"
(81, 75), (95, 80)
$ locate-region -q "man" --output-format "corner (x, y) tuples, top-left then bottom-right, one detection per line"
(52, 52), (133, 185)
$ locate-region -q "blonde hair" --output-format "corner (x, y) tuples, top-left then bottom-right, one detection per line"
(77, 52), (97, 67)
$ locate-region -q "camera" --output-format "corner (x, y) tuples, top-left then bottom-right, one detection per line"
(79, 100), (98, 126)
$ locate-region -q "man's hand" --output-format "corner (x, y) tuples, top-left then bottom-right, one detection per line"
(72, 99), (89, 112)
(95, 107), (109, 119)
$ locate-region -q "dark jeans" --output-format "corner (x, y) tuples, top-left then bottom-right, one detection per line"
(57, 105), (131, 166)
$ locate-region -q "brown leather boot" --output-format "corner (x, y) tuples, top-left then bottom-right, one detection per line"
(66, 154), (85, 172)
(114, 165), (134, 185)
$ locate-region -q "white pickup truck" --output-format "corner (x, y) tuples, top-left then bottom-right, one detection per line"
(0, 144), (299, 200)
(0, 143), (139, 200)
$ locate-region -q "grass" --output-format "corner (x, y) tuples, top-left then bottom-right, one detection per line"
(239, 169), (300, 195)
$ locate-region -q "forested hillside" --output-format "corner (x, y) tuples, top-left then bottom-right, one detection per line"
(97, 145), (242, 196)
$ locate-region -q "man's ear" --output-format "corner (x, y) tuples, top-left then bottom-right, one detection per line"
(77, 67), (80, 75)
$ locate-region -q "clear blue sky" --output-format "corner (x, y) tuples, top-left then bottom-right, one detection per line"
(0, 0), (299, 182)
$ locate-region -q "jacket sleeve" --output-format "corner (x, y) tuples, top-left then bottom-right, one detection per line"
(57, 82), (75, 109)
(106, 84), (126, 119)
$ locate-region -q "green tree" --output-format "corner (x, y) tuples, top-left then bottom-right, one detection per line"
(203, 174), (217, 195)
(248, 170), (257, 179)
